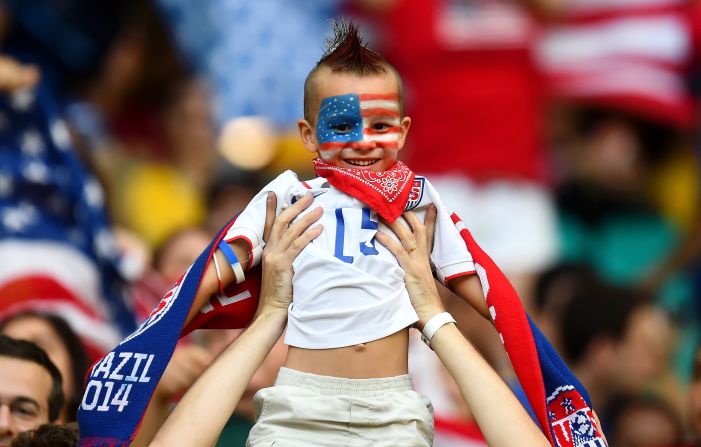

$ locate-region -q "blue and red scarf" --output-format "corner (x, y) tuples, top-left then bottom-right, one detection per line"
(78, 163), (607, 447)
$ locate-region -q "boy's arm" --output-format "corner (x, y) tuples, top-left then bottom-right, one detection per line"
(422, 178), (490, 321)
(184, 172), (301, 325)
(184, 239), (252, 326)
(447, 275), (490, 320)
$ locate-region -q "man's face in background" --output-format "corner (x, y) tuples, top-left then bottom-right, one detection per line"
(0, 356), (52, 446)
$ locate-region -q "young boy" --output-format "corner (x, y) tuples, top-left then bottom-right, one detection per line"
(219, 22), (487, 446)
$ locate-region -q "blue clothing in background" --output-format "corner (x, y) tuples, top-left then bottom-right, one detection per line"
(158, 0), (344, 127)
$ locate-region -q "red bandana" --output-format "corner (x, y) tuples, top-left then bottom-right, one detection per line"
(313, 158), (415, 223)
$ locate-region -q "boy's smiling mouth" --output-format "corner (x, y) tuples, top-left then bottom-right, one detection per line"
(344, 158), (379, 168)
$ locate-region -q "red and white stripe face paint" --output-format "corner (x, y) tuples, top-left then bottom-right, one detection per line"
(315, 93), (403, 171)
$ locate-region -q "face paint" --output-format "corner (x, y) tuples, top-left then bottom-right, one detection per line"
(316, 93), (401, 148)
(315, 93), (402, 170)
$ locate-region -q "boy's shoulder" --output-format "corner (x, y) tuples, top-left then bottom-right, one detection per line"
(405, 173), (439, 212)
(266, 170), (329, 189)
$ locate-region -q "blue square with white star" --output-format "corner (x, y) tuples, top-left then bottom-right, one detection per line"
(316, 94), (363, 144)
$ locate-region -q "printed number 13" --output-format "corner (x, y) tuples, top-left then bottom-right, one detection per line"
(334, 208), (378, 263)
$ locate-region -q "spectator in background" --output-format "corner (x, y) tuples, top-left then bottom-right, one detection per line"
(550, 107), (685, 286)
(608, 396), (684, 447)
(531, 262), (599, 352)
(0, 335), (63, 447)
(0, 313), (89, 423)
(205, 167), (266, 235)
(560, 281), (673, 431)
(10, 422), (78, 447)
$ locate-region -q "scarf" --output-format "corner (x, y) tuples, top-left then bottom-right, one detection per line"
(313, 158), (414, 223)
(78, 174), (607, 447)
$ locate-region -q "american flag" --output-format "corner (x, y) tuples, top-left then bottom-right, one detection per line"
(0, 80), (135, 357)
(537, 0), (695, 128)
(316, 93), (401, 150)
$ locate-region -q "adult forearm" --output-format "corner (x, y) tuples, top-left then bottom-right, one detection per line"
(429, 323), (550, 447)
(150, 310), (286, 447)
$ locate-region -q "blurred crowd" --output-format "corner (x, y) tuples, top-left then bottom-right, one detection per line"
(2, 0), (701, 445)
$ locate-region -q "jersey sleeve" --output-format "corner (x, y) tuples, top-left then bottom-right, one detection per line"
(223, 170), (302, 268)
(423, 178), (476, 284)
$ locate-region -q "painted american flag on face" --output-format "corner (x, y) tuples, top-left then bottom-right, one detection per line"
(316, 93), (401, 150)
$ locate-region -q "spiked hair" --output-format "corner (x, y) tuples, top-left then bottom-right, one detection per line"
(303, 20), (403, 122)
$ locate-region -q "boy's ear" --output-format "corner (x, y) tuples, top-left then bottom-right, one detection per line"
(297, 119), (319, 154)
(397, 116), (412, 151)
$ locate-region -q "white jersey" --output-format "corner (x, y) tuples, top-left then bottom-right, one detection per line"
(225, 170), (475, 349)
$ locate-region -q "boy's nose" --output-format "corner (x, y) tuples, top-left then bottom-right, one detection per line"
(349, 140), (376, 150)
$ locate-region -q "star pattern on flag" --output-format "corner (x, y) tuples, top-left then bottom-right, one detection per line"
(21, 129), (45, 155)
(50, 119), (72, 150)
(11, 88), (35, 111)
(0, 79), (136, 335)
(317, 94), (362, 143)
(22, 161), (50, 183)
(0, 171), (12, 197)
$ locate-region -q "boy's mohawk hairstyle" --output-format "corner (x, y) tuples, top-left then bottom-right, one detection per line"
(317, 20), (387, 75)
(304, 19), (401, 121)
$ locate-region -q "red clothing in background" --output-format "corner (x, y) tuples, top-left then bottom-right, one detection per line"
(538, 0), (696, 129)
(373, 0), (546, 182)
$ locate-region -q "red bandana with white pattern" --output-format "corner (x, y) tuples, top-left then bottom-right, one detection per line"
(313, 157), (415, 223)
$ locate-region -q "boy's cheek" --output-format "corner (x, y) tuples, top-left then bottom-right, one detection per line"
(317, 148), (340, 162)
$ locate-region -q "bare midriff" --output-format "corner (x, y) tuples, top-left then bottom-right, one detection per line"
(284, 328), (410, 378)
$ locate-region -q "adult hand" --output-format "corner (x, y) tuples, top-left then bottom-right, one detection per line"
(375, 205), (442, 330)
(257, 192), (322, 318)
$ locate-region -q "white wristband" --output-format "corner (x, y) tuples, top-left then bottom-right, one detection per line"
(230, 260), (246, 284)
(421, 312), (456, 349)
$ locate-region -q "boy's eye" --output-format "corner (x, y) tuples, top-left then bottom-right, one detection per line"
(371, 122), (391, 132)
(331, 123), (353, 133)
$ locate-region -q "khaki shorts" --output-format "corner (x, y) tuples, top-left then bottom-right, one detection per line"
(247, 367), (434, 447)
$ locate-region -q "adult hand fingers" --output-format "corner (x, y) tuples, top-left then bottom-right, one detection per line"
(375, 230), (410, 267)
(403, 205), (436, 254)
(286, 224), (323, 260)
(424, 205), (437, 253)
(277, 204), (322, 251)
(268, 193), (314, 244)
(386, 216), (417, 253)
(262, 192), (277, 243)
(402, 211), (426, 252)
